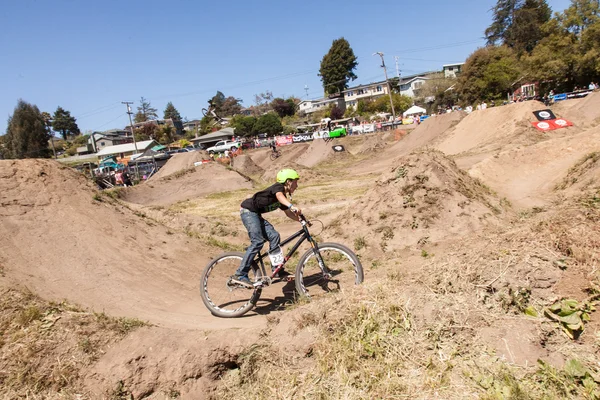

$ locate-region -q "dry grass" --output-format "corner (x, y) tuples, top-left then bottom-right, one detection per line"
(0, 287), (147, 399)
(215, 188), (600, 400)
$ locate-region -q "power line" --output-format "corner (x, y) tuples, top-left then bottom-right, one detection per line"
(393, 39), (484, 54)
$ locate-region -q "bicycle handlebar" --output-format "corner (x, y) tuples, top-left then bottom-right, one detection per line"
(298, 213), (312, 227)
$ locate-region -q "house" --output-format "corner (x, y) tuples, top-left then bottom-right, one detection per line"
(95, 140), (158, 162)
(189, 127), (236, 148)
(80, 131), (132, 155)
(343, 80), (389, 109)
(443, 63), (464, 78)
(183, 120), (203, 134)
(297, 96), (345, 114)
(398, 71), (438, 97)
(103, 128), (131, 137)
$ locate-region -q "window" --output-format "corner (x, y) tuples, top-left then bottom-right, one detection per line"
(413, 82), (423, 89)
(376, 85), (382, 92)
(448, 67), (454, 71)
(100, 142), (105, 146)
(357, 89), (365, 95)
(347, 91), (353, 96)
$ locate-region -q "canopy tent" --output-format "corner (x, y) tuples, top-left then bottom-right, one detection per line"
(403, 105), (427, 117)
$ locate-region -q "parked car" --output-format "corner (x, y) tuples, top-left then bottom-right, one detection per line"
(329, 126), (347, 138)
(206, 139), (242, 154)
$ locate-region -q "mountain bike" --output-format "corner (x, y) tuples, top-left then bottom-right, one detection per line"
(199, 214), (364, 318)
(270, 148), (282, 161)
(201, 105), (225, 126)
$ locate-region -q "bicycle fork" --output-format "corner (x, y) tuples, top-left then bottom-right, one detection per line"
(309, 240), (332, 279)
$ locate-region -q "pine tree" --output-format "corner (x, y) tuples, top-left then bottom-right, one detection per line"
(485, 0), (552, 53)
(52, 106), (80, 140)
(135, 97), (158, 123)
(163, 102), (181, 121)
(319, 38), (358, 95)
(3, 100), (52, 159)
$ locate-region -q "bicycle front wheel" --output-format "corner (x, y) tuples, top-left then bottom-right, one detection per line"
(295, 242), (363, 300)
(200, 252), (263, 318)
(270, 152), (278, 161)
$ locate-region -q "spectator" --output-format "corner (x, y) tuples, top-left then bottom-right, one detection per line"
(114, 169), (124, 186)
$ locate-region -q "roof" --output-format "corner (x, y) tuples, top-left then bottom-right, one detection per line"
(189, 127), (236, 143)
(95, 140), (157, 157)
(442, 62), (465, 68)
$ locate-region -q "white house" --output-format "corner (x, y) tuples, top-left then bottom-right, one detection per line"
(342, 80), (390, 109)
(95, 140), (158, 160)
(298, 97), (345, 114)
(443, 63), (464, 78)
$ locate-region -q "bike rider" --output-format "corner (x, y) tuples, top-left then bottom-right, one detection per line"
(270, 140), (278, 155)
(232, 169), (301, 285)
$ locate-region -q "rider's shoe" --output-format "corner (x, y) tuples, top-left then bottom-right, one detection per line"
(230, 274), (252, 286)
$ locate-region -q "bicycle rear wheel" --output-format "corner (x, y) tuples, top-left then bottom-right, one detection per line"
(295, 242), (363, 300)
(200, 252), (263, 318)
(270, 152), (278, 161)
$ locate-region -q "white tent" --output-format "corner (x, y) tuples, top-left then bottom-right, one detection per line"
(403, 105), (427, 117)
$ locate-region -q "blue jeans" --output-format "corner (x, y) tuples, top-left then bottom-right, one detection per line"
(235, 209), (280, 277)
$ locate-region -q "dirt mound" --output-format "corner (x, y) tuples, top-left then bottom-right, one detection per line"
(295, 140), (335, 168)
(551, 91), (600, 129)
(232, 154), (264, 178)
(0, 159), (250, 330)
(434, 101), (548, 157)
(330, 150), (507, 254)
(122, 162), (254, 206)
(468, 125), (600, 208)
(150, 150), (210, 180)
(392, 111), (466, 156)
(555, 151), (600, 194)
(356, 134), (387, 154)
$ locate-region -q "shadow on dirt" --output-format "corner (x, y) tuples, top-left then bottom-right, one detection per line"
(252, 280), (297, 315)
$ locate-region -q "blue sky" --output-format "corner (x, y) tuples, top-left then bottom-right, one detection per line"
(1, 0), (572, 135)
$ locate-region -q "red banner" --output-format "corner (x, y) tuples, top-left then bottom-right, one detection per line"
(531, 118), (573, 132)
(552, 118), (573, 128)
(276, 135), (293, 146)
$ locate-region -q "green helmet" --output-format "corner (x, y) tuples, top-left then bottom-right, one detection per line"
(276, 168), (300, 183)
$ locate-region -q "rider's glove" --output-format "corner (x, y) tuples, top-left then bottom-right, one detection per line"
(289, 205), (298, 213)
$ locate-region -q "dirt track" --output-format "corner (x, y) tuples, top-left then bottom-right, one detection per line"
(2, 92), (600, 398)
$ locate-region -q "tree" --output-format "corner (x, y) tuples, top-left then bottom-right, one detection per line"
(155, 124), (175, 145)
(134, 123), (157, 142)
(220, 96), (243, 116)
(253, 91), (273, 116)
(231, 115), (257, 137)
(525, 2), (600, 91)
(560, 0), (600, 35)
(319, 38), (358, 95)
(254, 113), (282, 136)
(52, 106), (80, 140)
(163, 102), (181, 121)
(209, 91), (226, 112)
(485, 0), (552, 53)
(135, 97), (158, 123)
(3, 100), (52, 159)
(456, 46), (523, 103)
(271, 98), (296, 118)
(330, 105), (344, 120)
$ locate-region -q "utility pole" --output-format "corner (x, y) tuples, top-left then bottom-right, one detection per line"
(122, 101), (140, 181)
(374, 52), (396, 127)
(122, 102), (139, 154)
(304, 84), (309, 99)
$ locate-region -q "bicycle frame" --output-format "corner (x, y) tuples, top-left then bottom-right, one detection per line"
(253, 219), (328, 282)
